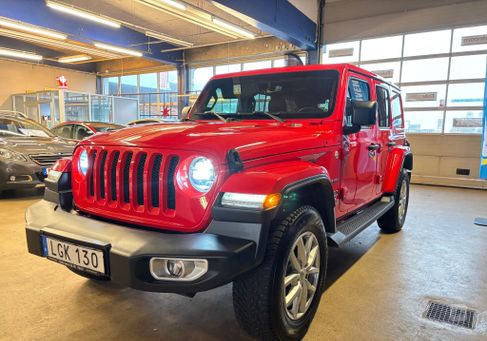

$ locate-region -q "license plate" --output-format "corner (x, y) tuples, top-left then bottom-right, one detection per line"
(43, 236), (106, 275)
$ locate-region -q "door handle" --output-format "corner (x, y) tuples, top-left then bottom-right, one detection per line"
(368, 143), (380, 151)
(387, 141), (397, 148)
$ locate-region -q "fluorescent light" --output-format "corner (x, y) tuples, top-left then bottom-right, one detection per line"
(145, 31), (193, 47)
(0, 17), (67, 40)
(58, 54), (92, 63)
(46, 1), (121, 28)
(159, 0), (187, 11)
(212, 18), (255, 39)
(0, 47), (42, 61)
(94, 42), (143, 57)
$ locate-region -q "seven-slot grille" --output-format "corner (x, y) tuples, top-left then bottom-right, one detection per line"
(29, 153), (71, 167)
(85, 148), (179, 211)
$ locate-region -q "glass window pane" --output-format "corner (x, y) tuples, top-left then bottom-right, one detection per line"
(401, 58), (449, 82)
(139, 73), (157, 93)
(447, 83), (485, 107)
(403, 30), (451, 57)
(190, 67), (214, 91)
(404, 111), (444, 133)
(361, 35), (403, 61)
(120, 75), (138, 96)
(273, 59), (286, 68)
(215, 64), (241, 75)
(102, 77), (119, 95)
(449, 54), (487, 80)
(360, 61), (401, 83)
(452, 25), (487, 53)
(323, 41), (360, 63)
(444, 110), (483, 134)
(243, 60), (272, 71)
(160, 70), (178, 92)
(401, 84), (447, 108)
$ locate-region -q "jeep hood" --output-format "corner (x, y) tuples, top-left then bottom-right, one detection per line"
(82, 121), (339, 163)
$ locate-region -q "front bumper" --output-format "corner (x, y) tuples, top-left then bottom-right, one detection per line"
(0, 160), (46, 190)
(26, 200), (261, 294)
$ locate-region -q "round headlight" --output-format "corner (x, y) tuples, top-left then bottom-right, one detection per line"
(188, 157), (216, 193)
(78, 149), (89, 176)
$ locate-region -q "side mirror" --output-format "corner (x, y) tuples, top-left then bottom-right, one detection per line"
(344, 100), (377, 134)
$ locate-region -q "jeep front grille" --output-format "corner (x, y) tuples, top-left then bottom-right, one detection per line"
(86, 148), (179, 211)
(29, 153), (71, 167)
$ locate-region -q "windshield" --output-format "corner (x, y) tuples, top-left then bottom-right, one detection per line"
(0, 117), (53, 137)
(190, 70), (339, 120)
(90, 123), (125, 132)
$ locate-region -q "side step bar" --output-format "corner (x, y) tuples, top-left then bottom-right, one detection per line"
(328, 196), (395, 247)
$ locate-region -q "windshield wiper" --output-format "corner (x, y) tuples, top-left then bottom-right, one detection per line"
(252, 111), (284, 123)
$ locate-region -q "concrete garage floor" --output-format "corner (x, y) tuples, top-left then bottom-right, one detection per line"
(1, 185), (486, 341)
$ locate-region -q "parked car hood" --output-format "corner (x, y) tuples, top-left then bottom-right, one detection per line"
(0, 136), (75, 155)
(81, 120), (341, 163)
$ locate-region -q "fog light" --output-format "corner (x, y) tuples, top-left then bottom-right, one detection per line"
(9, 175), (15, 182)
(149, 257), (208, 281)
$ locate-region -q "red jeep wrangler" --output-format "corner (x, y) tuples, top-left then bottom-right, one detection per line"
(26, 64), (412, 340)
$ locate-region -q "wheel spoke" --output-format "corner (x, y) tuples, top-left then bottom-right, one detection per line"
(284, 273), (300, 287)
(307, 266), (319, 275)
(305, 234), (314, 254)
(299, 281), (308, 313)
(305, 278), (316, 293)
(285, 282), (301, 307)
(307, 245), (319, 267)
(296, 237), (307, 267)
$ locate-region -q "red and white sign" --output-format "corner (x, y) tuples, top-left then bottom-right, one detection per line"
(56, 75), (68, 89)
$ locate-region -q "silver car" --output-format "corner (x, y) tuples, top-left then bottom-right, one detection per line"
(0, 112), (74, 194)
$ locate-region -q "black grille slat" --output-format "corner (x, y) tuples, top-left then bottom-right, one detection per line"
(123, 152), (133, 203)
(167, 156), (179, 210)
(89, 151), (97, 197)
(136, 154), (147, 206)
(151, 155), (163, 208)
(99, 151), (108, 199)
(110, 152), (120, 201)
(29, 153), (71, 167)
(424, 301), (476, 329)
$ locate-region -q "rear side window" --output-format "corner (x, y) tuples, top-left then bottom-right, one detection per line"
(391, 91), (404, 128)
(56, 125), (73, 139)
(376, 86), (390, 127)
(345, 78), (370, 126)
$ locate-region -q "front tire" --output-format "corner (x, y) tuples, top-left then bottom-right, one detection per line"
(233, 206), (328, 341)
(377, 168), (410, 233)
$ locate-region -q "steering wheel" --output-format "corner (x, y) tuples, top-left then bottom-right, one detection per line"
(297, 106), (321, 113)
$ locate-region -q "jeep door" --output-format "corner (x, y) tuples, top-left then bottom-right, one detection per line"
(374, 83), (392, 195)
(339, 74), (378, 214)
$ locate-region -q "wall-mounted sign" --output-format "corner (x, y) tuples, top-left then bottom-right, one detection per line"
(461, 34), (487, 46)
(56, 75), (68, 89)
(405, 92), (437, 102)
(453, 118), (482, 128)
(329, 48), (354, 58)
(371, 69), (394, 79)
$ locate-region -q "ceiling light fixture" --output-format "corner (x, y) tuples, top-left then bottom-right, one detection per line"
(145, 31), (193, 47)
(159, 0), (187, 11)
(212, 18), (256, 39)
(94, 42), (143, 57)
(210, 2), (257, 27)
(58, 54), (92, 63)
(0, 47), (43, 61)
(0, 17), (67, 40)
(46, 1), (121, 28)
(137, 0), (255, 40)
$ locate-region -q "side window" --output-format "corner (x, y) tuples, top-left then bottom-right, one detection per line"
(376, 86), (390, 128)
(75, 125), (93, 140)
(391, 91), (404, 128)
(345, 78), (370, 126)
(57, 125), (73, 139)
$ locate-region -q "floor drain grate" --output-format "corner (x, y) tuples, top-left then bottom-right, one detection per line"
(424, 301), (476, 329)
